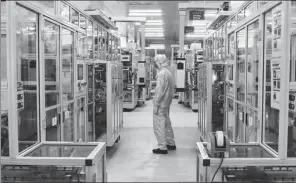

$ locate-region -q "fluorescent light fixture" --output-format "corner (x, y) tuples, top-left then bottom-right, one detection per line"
(128, 12), (162, 16)
(146, 20), (163, 23)
(149, 44), (165, 49)
(134, 22), (141, 25)
(145, 30), (164, 33)
(129, 9), (162, 13)
(186, 34), (206, 38)
(145, 22), (164, 26)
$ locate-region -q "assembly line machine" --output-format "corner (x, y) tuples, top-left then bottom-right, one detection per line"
(195, 1), (296, 182)
(1, 1), (124, 181)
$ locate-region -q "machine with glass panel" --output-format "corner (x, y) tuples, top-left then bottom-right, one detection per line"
(186, 49), (203, 112)
(121, 49), (139, 110)
(93, 61), (123, 147)
(196, 1), (296, 182)
(0, 1), (119, 181)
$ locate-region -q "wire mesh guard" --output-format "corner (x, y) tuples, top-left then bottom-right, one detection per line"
(1, 165), (84, 182)
(222, 166), (296, 182)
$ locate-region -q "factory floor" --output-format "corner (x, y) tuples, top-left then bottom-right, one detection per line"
(106, 99), (200, 182)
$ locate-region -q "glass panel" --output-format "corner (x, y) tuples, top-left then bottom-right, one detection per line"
(102, 30), (107, 60)
(76, 97), (86, 142)
(236, 28), (246, 102)
(77, 32), (87, 58)
(80, 15), (87, 31)
(60, 2), (70, 21)
(263, 5), (281, 152)
(227, 33), (235, 97)
(235, 103), (244, 143)
(96, 155), (104, 182)
(229, 145), (273, 158)
(44, 21), (60, 108)
(94, 63), (107, 141)
(98, 26), (103, 59)
(71, 8), (79, 26)
(227, 98), (235, 142)
(16, 5), (39, 152)
(211, 64), (224, 132)
(31, 1), (55, 14)
(1, 1), (9, 156)
(87, 20), (93, 58)
(287, 1), (296, 157)
(87, 104), (94, 141)
(63, 103), (74, 141)
(45, 107), (61, 141)
(61, 29), (74, 102)
(245, 108), (258, 143)
(231, 16), (237, 28)
(94, 25), (98, 58)
(247, 20), (260, 108)
(26, 144), (97, 157)
(237, 10), (244, 23)
(244, 4), (252, 18)
(88, 64), (94, 103)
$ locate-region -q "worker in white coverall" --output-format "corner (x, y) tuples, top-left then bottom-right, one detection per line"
(153, 54), (176, 154)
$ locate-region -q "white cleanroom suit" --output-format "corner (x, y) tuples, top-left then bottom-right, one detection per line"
(153, 54), (176, 153)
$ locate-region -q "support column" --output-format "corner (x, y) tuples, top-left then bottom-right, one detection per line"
(136, 28), (140, 48)
(178, 10), (186, 103)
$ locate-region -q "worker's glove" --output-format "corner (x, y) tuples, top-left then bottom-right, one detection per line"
(153, 106), (159, 115)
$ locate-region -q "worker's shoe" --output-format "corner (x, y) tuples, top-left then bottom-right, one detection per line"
(166, 145), (177, 150)
(152, 148), (168, 154)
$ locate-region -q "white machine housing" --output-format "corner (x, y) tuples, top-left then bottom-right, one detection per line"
(176, 58), (186, 92)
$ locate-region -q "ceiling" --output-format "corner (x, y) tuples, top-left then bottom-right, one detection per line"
(126, 1), (225, 58)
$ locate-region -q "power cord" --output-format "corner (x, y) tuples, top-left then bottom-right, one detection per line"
(211, 156), (224, 183)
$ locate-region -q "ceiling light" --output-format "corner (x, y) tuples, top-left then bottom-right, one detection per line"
(128, 12), (163, 16)
(146, 20), (163, 23)
(145, 22), (164, 26)
(145, 30), (164, 32)
(129, 9), (162, 13)
(134, 22), (141, 25)
(141, 27), (163, 30)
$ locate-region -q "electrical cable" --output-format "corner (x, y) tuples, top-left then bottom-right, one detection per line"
(211, 156), (224, 183)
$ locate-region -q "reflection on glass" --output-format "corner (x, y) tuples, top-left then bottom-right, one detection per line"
(227, 98), (235, 141)
(227, 33), (235, 96)
(46, 107), (61, 141)
(87, 20), (93, 58)
(236, 29), (246, 102)
(102, 29), (106, 60)
(16, 5), (39, 152)
(94, 25), (98, 58)
(88, 104), (94, 142)
(235, 103), (244, 143)
(244, 4), (252, 18)
(76, 98), (86, 142)
(61, 29), (74, 102)
(26, 144), (97, 157)
(60, 2), (70, 21)
(237, 10), (244, 23)
(71, 8), (79, 26)
(77, 32), (87, 58)
(88, 64), (94, 103)
(1, 1), (9, 156)
(231, 16), (237, 28)
(80, 15), (87, 30)
(247, 20), (259, 108)
(263, 6), (280, 152)
(245, 108), (258, 143)
(229, 145), (272, 158)
(63, 103), (74, 142)
(98, 26), (103, 59)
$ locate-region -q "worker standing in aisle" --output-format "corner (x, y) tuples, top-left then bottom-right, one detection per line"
(152, 54), (176, 154)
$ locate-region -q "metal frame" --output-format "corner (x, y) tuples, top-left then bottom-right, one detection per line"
(2, 141), (107, 182)
(1, 0), (121, 160)
(198, 3), (296, 179)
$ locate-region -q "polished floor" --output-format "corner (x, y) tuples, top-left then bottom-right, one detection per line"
(106, 99), (200, 182)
